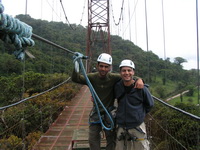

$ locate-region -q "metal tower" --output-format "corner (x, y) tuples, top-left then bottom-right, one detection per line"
(86, 0), (111, 72)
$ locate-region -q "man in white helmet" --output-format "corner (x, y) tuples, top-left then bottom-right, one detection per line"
(114, 59), (154, 150)
(72, 54), (144, 150)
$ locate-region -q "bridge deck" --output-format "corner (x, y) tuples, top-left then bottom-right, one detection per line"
(33, 85), (94, 150)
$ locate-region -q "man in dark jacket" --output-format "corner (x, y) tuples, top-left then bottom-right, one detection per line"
(114, 59), (154, 150)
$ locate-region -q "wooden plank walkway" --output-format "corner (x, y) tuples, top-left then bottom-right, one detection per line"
(33, 85), (93, 150)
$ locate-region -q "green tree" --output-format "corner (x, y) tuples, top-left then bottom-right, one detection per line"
(174, 57), (187, 66)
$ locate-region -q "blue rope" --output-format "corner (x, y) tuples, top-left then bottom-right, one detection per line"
(0, 13), (35, 60)
(73, 52), (114, 131)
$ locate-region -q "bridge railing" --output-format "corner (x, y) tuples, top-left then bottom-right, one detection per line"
(146, 96), (200, 150)
(0, 87), (199, 150)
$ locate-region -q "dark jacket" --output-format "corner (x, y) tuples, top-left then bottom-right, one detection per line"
(114, 80), (154, 129)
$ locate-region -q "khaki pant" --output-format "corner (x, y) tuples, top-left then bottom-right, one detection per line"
(115, 122), (149, 150)
(89, 123), (116, 150)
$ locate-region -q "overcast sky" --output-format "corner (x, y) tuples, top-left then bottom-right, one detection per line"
(2, 0), (199, 70)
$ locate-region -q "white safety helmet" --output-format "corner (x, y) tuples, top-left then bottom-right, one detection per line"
(119, 59), (135, 69)
(97, 53), (112, 65)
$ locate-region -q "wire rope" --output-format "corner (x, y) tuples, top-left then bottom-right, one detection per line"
(134, 0), (138, 44)
(161, 0), (166, 60)
(59, 0), (75, 30)
(79, 0), (87, 25)
(196, 0), (200, 105)
(0, 119), (21, 136)
(153, 96), (200, 121)
(45, 0), (62, 21)
(0, 78), (71, 110)
(161, 0), (167, 86)
(144, 0), (149, 51)
(32, 33), (75, 55)
(195, 0), (200, 149)
(0, 100), (55, 137)
(148, 113), (187, 150)
(144, 0), (150, 83)
(21, 53), (26, 150)
(110, 0), (125, 26)
(121, 0), (139, 41)
(128, 0), (131, 41)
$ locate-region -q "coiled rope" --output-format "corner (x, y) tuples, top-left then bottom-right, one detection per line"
(0, 7), (35, 60)
(73, 52), (114, 131)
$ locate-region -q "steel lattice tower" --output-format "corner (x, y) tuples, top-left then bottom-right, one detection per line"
(86, 0), (111, 72)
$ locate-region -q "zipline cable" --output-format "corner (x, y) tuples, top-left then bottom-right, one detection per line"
(73, 52), (114, 131)
(32, 33), (75, 55)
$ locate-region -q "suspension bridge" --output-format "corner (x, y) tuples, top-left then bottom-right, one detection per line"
(0, 0), (200, 150)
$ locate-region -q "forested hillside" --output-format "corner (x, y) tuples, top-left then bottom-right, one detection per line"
(0, 14), (197, 99)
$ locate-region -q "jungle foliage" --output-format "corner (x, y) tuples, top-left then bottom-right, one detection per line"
(1, 15), (198, 98)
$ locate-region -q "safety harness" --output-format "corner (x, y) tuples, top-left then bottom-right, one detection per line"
(117, 128), (146, 142)
(117, 128), (146, 150)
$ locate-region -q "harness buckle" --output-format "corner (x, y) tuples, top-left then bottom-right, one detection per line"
(117, 129), (145, 142)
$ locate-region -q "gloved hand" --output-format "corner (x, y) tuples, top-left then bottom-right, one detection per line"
(73, 52), (88, 73)
(74, 60), (79, 73)
(73, 52), (83, 73)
